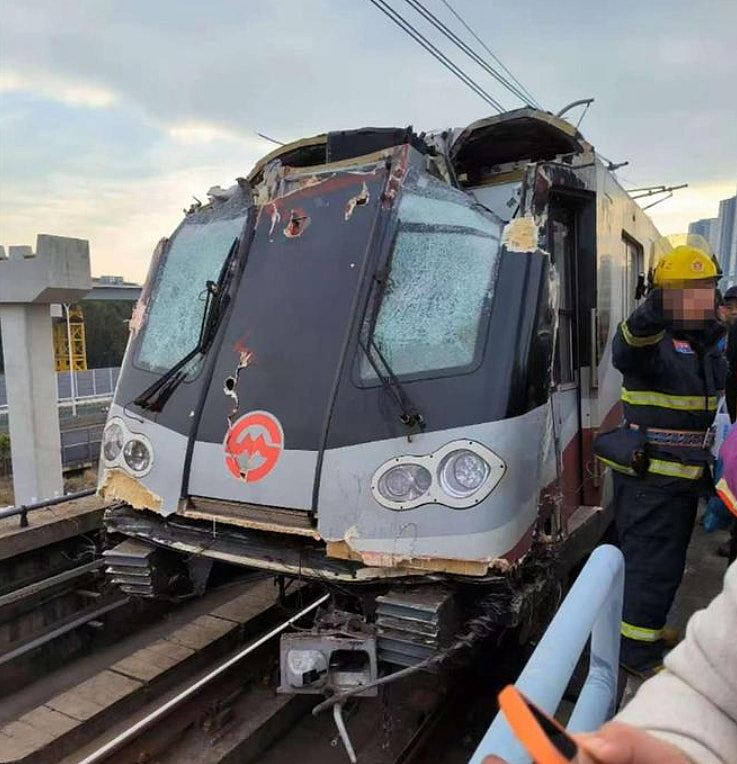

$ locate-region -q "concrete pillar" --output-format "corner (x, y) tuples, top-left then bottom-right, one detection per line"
(0, 304), (63, 502)
(0, 235), (91, 504)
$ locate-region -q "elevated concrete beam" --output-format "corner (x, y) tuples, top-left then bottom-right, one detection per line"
(0, 234), (91, 304)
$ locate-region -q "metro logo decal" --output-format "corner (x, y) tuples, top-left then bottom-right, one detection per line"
(224, 410), (284, 483)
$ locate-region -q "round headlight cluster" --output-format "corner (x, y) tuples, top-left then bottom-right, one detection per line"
(378, 464), (432, 504)
(102, 422), (125, 463)
(123, 439), (152, 473)
(438, 449), (490, 498)
(102, 418), (153, 476)
(372, 441), (505, 511)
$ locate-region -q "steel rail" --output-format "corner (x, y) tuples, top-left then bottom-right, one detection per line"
(76, 591), (331, 764)
(0, 559), (103, 609)
(0, 596), (130, 666)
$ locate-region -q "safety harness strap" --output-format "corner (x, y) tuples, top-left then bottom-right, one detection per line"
(620, 321), (665, 348)
(621, 621), (663, 642)
(622, 388), (718, 412)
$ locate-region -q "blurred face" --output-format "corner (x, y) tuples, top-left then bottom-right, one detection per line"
(724, 299), (737, 323)
(663, 286), (715, 328)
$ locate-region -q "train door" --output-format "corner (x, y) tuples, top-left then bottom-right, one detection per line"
(549, 202), (583, 516)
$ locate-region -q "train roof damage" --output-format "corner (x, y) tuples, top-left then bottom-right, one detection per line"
(211, 107), (597, 212)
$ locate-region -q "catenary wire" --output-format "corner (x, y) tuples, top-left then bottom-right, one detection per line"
(364, 0), (504, 112)
(437, 0), (541, 108)
(401, 0), (533, 107)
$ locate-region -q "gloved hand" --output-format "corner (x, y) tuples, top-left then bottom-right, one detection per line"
(627, 289), (668, 335)
(646, 288), (664, 316)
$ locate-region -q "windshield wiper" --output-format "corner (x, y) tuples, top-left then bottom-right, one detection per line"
(360, 247), (425, 434)
(360, 333), (425, 433)
(134, 236), (240, 412)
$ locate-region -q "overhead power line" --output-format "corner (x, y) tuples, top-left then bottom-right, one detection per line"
(365, 0), (504, 112)
(402, 0), (536, 108)
(437, 0), (541, 108)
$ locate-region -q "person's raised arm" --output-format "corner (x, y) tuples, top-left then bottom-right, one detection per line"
(612, 289), (667, 375)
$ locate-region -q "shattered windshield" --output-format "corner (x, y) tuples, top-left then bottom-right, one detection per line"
(136, 199), (248, 374)
(363, 174), (502, 380)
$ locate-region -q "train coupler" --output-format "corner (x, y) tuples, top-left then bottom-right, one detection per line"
(278, 609), (378, 697)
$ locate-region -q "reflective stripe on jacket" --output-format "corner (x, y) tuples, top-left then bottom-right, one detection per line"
(612, 294), (726, 472)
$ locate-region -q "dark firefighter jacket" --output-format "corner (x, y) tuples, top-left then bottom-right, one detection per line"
(599, 290), (726, 485)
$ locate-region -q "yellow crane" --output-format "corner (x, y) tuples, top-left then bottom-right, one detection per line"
(53, 304), (88, 371)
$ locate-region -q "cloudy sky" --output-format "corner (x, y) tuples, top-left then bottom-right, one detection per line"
(1, 0), (735, 282)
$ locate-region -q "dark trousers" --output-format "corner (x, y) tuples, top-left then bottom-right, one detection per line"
(612, 474), (698, 670)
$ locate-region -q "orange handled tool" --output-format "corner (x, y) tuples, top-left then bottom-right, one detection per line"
(497, 685), (600, 763)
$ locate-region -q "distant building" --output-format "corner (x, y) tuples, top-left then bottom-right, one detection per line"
(688, 217), (717, 248)
(688, 188), (737, 286)
(714, 193), (737, 285)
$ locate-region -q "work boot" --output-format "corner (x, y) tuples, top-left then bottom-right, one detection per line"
(620, 637), (665, 679)
(661, 626), (681, 649)
(620, 661), (664, 681)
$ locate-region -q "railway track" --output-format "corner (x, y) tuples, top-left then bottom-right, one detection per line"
(0, 534), (142, 697)
(0, 573), (486, 764)
(0, 558), (129, 670)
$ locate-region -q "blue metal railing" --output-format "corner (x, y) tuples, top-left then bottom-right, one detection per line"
(469, 544), (625, 764)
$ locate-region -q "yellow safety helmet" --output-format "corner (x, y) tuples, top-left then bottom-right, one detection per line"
(652, 234), (718, 288)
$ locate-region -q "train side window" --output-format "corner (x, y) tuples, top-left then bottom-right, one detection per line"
(622, 233), (644, 312)
(551, 211), (576, 385)
(361, 180), (502, 381)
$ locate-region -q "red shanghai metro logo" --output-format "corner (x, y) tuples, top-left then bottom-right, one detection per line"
(224, 411), (284, 483)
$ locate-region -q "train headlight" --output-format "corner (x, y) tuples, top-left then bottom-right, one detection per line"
(102, 422), (125, 463)
(378, 464), (432, 504)
(372, 440), (505, 510)
(123, 438), (152, 474)
(438, 449), (490, 498)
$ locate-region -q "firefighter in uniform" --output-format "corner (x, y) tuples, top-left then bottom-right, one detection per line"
(595, 241), (726, 677)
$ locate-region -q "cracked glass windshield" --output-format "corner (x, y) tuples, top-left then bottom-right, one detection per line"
(136, 206), (247, 373)
(363, 174), (502, 379)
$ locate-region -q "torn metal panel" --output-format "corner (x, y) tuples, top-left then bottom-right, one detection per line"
(344, 182), (370, 220)
(223, 342), (254, 426)
(283, 207), (311, 238)
(99, 468), (163, 511)
(325, 540), (493, 577)
(501, 215), (539, 253)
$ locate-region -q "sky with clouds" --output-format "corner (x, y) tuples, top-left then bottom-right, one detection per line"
(1, 0), (735, 282)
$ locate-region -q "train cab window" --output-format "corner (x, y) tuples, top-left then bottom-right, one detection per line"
(623, 234), (644, 312)
(136, 212), (247, 373)
(551, 209), (576, 385)
(361, 178), (502, 381)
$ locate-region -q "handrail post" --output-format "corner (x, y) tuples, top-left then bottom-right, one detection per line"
(469, 545), (624, 764)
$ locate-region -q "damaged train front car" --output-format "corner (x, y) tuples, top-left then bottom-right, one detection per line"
(98, 112), (598, 684)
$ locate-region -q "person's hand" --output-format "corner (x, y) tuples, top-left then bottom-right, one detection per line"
(481, 722), (689, 764)
(645, 288), (664, 318)
(574, 722), (690, 763)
